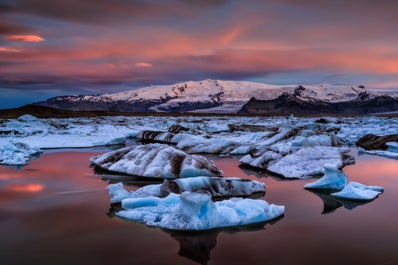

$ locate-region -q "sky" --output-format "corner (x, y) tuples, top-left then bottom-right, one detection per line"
(1, 0), (398, 108)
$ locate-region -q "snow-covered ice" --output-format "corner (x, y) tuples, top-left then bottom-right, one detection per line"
(117, 190), (285, 230)
(90, 144), (222, 178)
(108, 177), (265, 203)
(304, 164), (348, 190)
(0, 141), (41, 165)
(1, 114), (397, 168)
(243, 146), (350, 179)
(331, 181), (384, 201)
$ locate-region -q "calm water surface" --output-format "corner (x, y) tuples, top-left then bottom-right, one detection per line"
(0, 150), (397, 265)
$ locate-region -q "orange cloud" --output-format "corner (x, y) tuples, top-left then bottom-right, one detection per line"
(5, 35), (45, 42)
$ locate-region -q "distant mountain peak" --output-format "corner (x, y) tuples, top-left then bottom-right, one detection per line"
(34, 79), (398, 114)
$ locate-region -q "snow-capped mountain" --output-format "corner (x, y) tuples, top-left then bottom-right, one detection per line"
(35, 79), (398, 114)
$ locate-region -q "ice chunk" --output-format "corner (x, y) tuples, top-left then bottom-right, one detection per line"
(90, 144), (222, 178)
(239, 150), (282, 169)
(267, 146), (349, 179)
(108, 177), (265, 203)
(358, 147), (398, 159)
(160, 177), (265, 198)
(304, 164), (348, 190)
(0, 141), (41, 165)
(117, 191), (285, 230)
(291, 134), (333, 147)
(386, 142), (398, 153)
(331, 181), (384, 201)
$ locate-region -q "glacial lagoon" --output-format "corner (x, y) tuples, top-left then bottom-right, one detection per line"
(0, 149), (397, 265)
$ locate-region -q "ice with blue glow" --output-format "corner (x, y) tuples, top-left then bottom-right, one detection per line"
(304, 164), (348, 190)
(331, 182), (384, 201)
(0, 141), (40, 165)
(117, 190), (285, 230)
(108, 177), (265, 203)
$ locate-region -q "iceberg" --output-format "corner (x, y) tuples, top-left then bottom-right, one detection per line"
(0, 141), (41, 165)
(331, 182), (384, 201)
(108, 177), (265, 203)
(304, 164), (348, 190)
(117, 190), (285, 230)
(267, 146), (349, 179)
(90, 144), (222, 178)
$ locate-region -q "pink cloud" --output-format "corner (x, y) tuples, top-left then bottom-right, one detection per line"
(0, 46), (21, 53)
(5, 35), (45, 42)
(135, 62), (153, 68)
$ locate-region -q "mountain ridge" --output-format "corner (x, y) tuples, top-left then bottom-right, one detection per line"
(34, 79), (398, 114)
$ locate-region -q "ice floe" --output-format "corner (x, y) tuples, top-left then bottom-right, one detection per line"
(331, 182), (384, 201)
(304, 164), (348, 190)
(108, 177), (265, 203)
(241, 146), (350, 179)
(0, 141), (41, 165)
(90, 144), (222, 178)
(117, 190), (285, 230)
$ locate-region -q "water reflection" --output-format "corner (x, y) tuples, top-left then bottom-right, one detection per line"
(108, 202), (283, 265)
(306, 189), (371, 214)
(6, 183), (44, 192)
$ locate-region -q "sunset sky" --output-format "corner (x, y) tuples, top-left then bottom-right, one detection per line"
(1, 0), (398, 108)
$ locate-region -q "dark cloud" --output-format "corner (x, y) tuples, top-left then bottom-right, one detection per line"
(0, 20), (34, 34)
(2, 0), (229, 24)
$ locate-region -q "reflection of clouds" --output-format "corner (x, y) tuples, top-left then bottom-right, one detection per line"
(7, 183), (44, 192)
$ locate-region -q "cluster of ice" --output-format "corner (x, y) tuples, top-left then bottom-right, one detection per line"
(1, 114), (397, 168)
(90, 144), (222, 178)
(117, 190), (284, 230)
(0, 141), (40, 165)
(305, 164), (384, 201)
(108, 177), (265, 203)
(0, 114), (148, 150)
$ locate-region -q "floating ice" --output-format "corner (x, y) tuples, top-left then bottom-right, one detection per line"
(239, 150), (282, 169)
(331, 181), (384, 201)
(90, 144), (222, 178)
(386, 142), (398, 153)
(267, 146), (349, 179)
(117, 191), (285, 230)
(0, 141), (41, 165)
(108, 177), (265, 203)
(304, 164), (348, 190)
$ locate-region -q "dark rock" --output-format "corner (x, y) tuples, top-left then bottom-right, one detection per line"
(168, 125), (189, 133)
(239, 94), (398, 115)
(356, 134), (398, 150)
